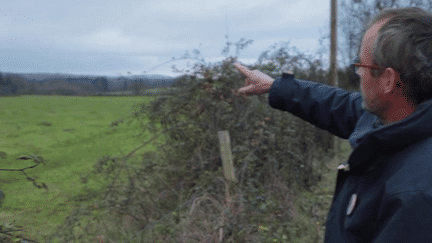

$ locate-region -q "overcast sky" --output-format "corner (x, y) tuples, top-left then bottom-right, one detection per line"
(1, 0), (348, 78)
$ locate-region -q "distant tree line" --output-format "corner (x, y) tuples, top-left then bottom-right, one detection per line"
(0, 72), (175, 96)
(0, 74), (18, 95)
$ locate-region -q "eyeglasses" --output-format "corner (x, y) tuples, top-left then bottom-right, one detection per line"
(352, 63), (384, 76)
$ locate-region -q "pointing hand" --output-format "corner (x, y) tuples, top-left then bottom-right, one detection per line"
(233, 62), (274, 96)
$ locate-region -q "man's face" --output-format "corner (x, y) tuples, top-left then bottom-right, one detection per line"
(358, 20), (389, 115)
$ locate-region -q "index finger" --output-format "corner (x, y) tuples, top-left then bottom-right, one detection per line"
(234, 62), (252, 77)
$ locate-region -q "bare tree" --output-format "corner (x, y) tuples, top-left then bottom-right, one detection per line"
(339, 0), (432, 65)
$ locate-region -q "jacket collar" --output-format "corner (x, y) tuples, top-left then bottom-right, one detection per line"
(347, 99), (432, 174)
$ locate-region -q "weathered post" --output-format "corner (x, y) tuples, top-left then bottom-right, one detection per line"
(217, 131), (237, 183)
(217, 130), (237, 242)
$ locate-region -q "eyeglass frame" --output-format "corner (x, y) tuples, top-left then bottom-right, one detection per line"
(352, 63), (385, 76)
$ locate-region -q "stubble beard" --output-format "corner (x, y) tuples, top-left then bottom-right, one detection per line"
(361, 93), (375, 114)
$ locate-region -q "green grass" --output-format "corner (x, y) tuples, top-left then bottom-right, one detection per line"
(0, 94), (163, 242)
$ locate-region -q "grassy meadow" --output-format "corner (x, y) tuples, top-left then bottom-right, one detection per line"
(0, 94), (167, 242)
(0, 93), (353, 242)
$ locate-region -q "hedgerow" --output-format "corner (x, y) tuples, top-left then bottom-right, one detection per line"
(37, 38), (349, 243)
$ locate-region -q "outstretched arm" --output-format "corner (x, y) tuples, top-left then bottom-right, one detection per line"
(268, 73), (364, 139)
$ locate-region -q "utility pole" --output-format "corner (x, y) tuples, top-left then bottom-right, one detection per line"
(330, 0), (338, 87)
(330, 0), (340, 157)
(314, 0), (340, 158)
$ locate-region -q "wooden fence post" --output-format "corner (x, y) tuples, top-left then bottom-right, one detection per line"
(217, 131), (237, 183)
(217, 130), (237, 242)
(216, 131), (277, 241)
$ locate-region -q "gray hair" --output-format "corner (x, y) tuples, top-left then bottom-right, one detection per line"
(367, 7), (432, 106)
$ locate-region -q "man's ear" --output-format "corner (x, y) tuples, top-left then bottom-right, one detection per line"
(381, 67), (401, 94)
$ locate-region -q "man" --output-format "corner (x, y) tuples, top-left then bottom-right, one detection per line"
(234, 7), (432, 242)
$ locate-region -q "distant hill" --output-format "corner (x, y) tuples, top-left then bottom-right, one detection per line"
(0, 71), (189, 96)
(2, 71), (180, 88)
(4, 72), (176, 83)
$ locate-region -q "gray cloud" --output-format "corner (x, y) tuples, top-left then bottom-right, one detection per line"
(1, 0), (340, 78)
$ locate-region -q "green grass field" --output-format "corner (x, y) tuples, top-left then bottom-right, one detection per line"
(0, 94), (166, 242)
(0, 94), (353, 242)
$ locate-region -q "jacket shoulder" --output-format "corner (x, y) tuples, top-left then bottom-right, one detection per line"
(385, 136), (432, 196)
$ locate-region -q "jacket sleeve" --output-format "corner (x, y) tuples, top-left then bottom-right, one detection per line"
(374, 191), (432, 242)
(268, 73), (364, 139)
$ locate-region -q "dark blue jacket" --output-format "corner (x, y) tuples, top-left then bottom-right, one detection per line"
(268, 73), (432, 243)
